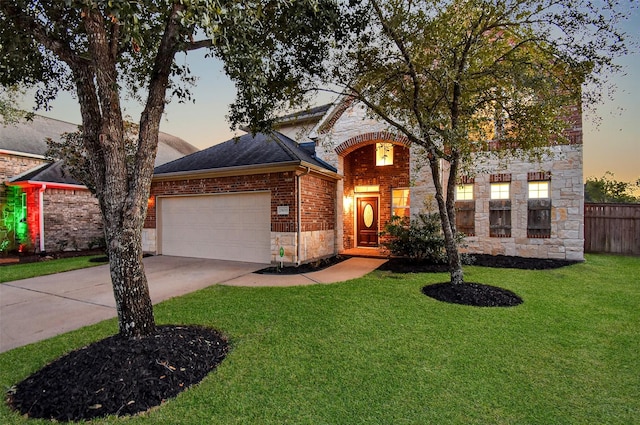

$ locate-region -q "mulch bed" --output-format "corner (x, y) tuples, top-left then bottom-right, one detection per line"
(422, 282), (524, 307)
(7, 325), (228, 421)
(255, 255), (347, 275)
(377, 254), (579, 273)
(378, 254), (578, 308)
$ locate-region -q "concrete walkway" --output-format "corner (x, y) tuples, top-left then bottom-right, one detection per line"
(0, 256), (385, 353)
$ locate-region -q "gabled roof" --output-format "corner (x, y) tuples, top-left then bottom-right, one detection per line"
(9, 161), (83, 187)
(154, 131), (337, 176)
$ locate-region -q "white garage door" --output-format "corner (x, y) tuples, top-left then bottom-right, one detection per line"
(159, 192), (271, 263)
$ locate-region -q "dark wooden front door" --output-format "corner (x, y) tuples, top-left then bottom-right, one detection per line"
(357, 197), (378, 247)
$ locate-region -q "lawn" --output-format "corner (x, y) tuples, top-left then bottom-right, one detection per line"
(0, 255), (107, 283)
(1, 254), (638, 424)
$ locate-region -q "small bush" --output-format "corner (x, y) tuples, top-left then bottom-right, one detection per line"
(380, 213), (448, 262)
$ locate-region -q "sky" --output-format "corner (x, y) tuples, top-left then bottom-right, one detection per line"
(18, 10), (640, 185)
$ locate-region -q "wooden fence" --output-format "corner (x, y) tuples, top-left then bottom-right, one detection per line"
(584, 203), (640, 255)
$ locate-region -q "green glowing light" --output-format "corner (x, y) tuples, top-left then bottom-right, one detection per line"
(1, 186), (30, 252)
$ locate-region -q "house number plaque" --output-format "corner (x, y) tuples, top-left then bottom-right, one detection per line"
(277, 205), (289, 215)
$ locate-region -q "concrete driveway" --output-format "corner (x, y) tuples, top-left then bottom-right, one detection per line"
(0, 256), (266, 353)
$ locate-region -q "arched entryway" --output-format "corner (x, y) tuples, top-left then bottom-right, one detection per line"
(337, 133), (411, 250)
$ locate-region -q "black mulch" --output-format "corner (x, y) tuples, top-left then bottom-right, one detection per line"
(7, 325), (228, 422)
(379, 254), (578, 308)
(422, 282), (523, 307)
(377, 254), (580, 273)
(255, 255), (347, 275)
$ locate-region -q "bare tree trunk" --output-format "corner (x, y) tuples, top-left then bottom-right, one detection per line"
(105, 222), (155, 337)
(428, 151), (464, 285)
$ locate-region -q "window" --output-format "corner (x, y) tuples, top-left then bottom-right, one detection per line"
(455, 184), (475, 236)
(375, 143), (394, 166)
(392, 188), (410, 217)
(456, 184), (474, 201)
(527, 173), (551, 238)
(528, 181), (549, 199)
(490, 182), (510, 199)
(355, 185), (380, 193)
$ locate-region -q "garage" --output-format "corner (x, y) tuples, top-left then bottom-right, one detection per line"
(159, 192), (271, 263)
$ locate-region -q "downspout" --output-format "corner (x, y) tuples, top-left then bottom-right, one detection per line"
(38, 184), (46, 253)
(297, 167), (311, 265)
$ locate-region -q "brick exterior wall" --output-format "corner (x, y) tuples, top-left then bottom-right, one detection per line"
(1, 154), (50, 251)
(43, 188), (104, 252)
(2, 154), (104, 254)
(341, 143), (410, 249)
(147, 172), (298, 231)
(146, 170), (338, 264)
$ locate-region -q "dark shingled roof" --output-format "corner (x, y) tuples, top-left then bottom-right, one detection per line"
(11, 161), (82, 186)
(154, 131), (336, 175)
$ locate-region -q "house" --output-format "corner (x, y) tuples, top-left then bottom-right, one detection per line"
(0, 115), (198, 254)
(143, 97), (584, 264)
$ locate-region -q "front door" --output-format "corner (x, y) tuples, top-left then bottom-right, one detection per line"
(357, 197), (379, 247)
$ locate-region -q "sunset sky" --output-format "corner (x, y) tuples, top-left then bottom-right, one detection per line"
(19, 9), (639, 185)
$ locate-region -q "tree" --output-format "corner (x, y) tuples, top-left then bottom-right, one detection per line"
(325, 0), (631, 284)
(0, 86), (32, 125)
(585, 172), (640, 203)
(1, 0), (340, 338)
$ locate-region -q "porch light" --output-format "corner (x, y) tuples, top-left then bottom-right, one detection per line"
(147, 195), (155, 208)
(343, 196), (353, 213)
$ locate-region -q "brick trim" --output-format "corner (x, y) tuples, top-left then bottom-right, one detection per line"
(490, 173), (512, 183)
(335, 132), (411, 156)
(528, 171), (551, 181)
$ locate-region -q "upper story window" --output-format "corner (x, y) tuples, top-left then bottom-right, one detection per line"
(490, 182), (510, 199)
(456, 184), (474, 200)
(375, 143), (394, 166)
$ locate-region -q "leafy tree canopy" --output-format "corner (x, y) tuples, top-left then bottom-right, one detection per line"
(585, 172), (640, 203)
(0, 0), (343, 338)
(322, 0), (632, 284)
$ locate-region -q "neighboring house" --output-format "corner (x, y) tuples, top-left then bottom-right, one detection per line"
(143, 97), (584, 264)
(1, 115), (198, 254)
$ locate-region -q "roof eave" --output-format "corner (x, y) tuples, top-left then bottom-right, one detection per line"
(0, 149), (48, 160)
(6, 180), (89, 190)
(153, 160), (341, 182)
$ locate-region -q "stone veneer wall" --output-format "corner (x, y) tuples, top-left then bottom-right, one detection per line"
(409, 144), (584, 260)
(466, 145), (583, 260)
(315, 99), (584, 260)
(271, 230), (335, 265)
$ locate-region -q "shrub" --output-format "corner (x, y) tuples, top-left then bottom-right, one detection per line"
(380, 213), (448, 262)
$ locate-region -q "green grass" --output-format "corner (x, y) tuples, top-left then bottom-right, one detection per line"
(1, 254), (638, 424)
(0, 256), (107, 283)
